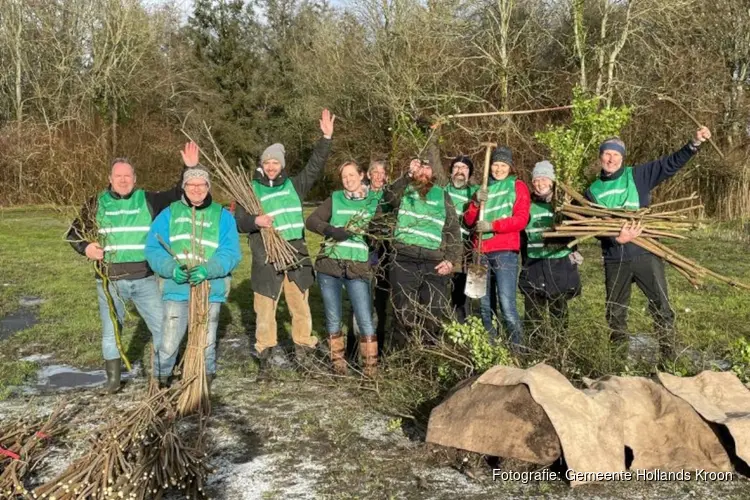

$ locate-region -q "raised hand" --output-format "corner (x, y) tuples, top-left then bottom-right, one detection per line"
(320, 109), (336, 138)
(694, 126), (711, 144)
(181, 141), (200, 168)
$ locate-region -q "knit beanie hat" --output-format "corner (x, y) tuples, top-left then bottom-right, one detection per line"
(490, 146), (513, 167)
(532, 161), (556, 182)
(450, 155), (474, 178)
(261, 143), (286, 169)
(599, 137), (626, 157)
(182, 167), (211, 190)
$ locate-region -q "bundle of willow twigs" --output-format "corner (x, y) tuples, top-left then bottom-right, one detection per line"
(541, 183), (750, 290)
(188, 124), (298, 272)
(33, 384), (210, 500)
(0, 406), (67, 499)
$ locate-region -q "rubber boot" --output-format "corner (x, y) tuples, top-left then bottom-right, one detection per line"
(294, 345), (317, 371)
(328, 333), (347, 375)
(207, 373), (216, 389)
(157, 375), (170, 389)
(359, 336), (378, 378)
(104, 359), (122, 394)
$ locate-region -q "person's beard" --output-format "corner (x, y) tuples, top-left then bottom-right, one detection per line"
(413, 176), (434, 198)
(451, 174), (467, 188)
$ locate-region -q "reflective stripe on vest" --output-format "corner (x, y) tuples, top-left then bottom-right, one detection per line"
(253, 179), (305, 241)
(394, 185), (446, 250)
(482, 177), (517, 240)
(95, 189), (152, 264)
(588, 167), (640, 210)
(446, 184), (477, 238)
(322, 190), (379, 262)
(525, 202), (571, 260)
(168, 201), (222, 264)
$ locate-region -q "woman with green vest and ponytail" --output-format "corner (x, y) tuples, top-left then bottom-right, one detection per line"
(145, 167), (242, 386)
(464, 146), (530, 349)
(234, 109), (335, 375)
(306, 161), (381, 376)
(519, 161), (581, 338)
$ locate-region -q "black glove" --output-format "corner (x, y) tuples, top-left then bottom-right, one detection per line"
(324, 226), (350, 242)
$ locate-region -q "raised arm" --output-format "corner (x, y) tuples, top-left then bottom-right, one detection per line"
(290, 109), (335, 199)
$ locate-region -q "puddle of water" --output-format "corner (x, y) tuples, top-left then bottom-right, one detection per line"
(36, 365), (107, 389)
(0, 309), (39, 339)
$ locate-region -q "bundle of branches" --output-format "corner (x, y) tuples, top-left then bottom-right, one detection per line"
(543, 183), (750, 290)
(189, 125), (298, 272)
(33, 384), (210, 500)
(0, 406), (67, 498)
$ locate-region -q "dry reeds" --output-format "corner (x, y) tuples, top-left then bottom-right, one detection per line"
(544, 183), (750, 290)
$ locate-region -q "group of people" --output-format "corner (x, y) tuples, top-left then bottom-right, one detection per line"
(67, 107), (712, 392)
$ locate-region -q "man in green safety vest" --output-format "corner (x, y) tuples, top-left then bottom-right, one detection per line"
(66, 144), (197, 393)
(235, 109), (335, 375)
(444, 155), (478, 323)
(584, 126), (712, 363)
(380, 157), (462, 344)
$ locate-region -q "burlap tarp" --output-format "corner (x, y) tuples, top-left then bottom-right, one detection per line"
(427, 364), (737, 486)
(658, 370), (750, 466)
(583, 375), (731, 472)
(425, 376), (562, 465)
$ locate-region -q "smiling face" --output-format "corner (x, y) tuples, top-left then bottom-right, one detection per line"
(109, 162), (136, 196)
(368, 164), (386, 191)
(413, 162), (433, 184)
(451, 162), (470, 188)
(600, 150), (624, 175)
(262, 159), (282, 180)
(184, 179), (209, 205)
(490, 161), (511, 181)
(532, 177), (554, 196)
(341, 163), (364, 193)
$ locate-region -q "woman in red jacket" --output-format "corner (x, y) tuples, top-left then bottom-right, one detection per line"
(464, 146), (530, 348)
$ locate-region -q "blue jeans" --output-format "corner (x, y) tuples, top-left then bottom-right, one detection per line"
(157, 300), (221, 377)
(96, 275), (163, 370)
(318, 273), (375, 337)
(479, 251), (523, 346)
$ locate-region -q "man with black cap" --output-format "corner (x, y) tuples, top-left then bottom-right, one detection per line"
(585, 126), (712, 363)
(378, 157), (462, 344)
(445, 155), (477, 322)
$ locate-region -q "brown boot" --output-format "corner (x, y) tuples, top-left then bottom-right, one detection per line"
(359, 335), (378, 378)
(328, 333), (347, 375)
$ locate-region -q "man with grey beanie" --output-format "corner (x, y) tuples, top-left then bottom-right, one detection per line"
(234, 109), (335, 377)
(519, 161), (581, 343)
(585, 126), (712, 364)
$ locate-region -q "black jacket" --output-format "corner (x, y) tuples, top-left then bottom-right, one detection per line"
(584, 141), (700, 262)
(66, 171), (185, 281)
(235, 137), (331, 299)
(305, 195), (374, 280)
(375, 175), (462, 267)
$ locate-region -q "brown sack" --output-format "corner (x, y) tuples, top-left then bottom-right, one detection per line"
(426, 377), (561, 465)
(658, 371), (750, 466)
(477, 364), (626, 485)
(583, 376), (732, 472)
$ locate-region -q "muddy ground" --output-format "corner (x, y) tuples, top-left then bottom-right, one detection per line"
(2, 339), (750, 500)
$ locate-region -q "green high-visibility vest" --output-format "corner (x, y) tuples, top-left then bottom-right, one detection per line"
(394, 185), (446, 250)
(482, 176), (517, 240)
(525, 201), (571, 260)
(168, 201), (222, 264)
(253, 179), (304, 241)
(588, 167), (640, 210)
(95, 189), (152, 264)
(445, 184), (477, 238)
(322, 191), (379, 262)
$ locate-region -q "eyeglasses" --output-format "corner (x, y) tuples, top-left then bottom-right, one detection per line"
(185, 183), (208, 189)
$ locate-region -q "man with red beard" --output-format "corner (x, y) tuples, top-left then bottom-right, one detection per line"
(379, 158), (461, 344)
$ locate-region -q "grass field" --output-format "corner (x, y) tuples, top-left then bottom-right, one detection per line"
(2, 207), (750, 498)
